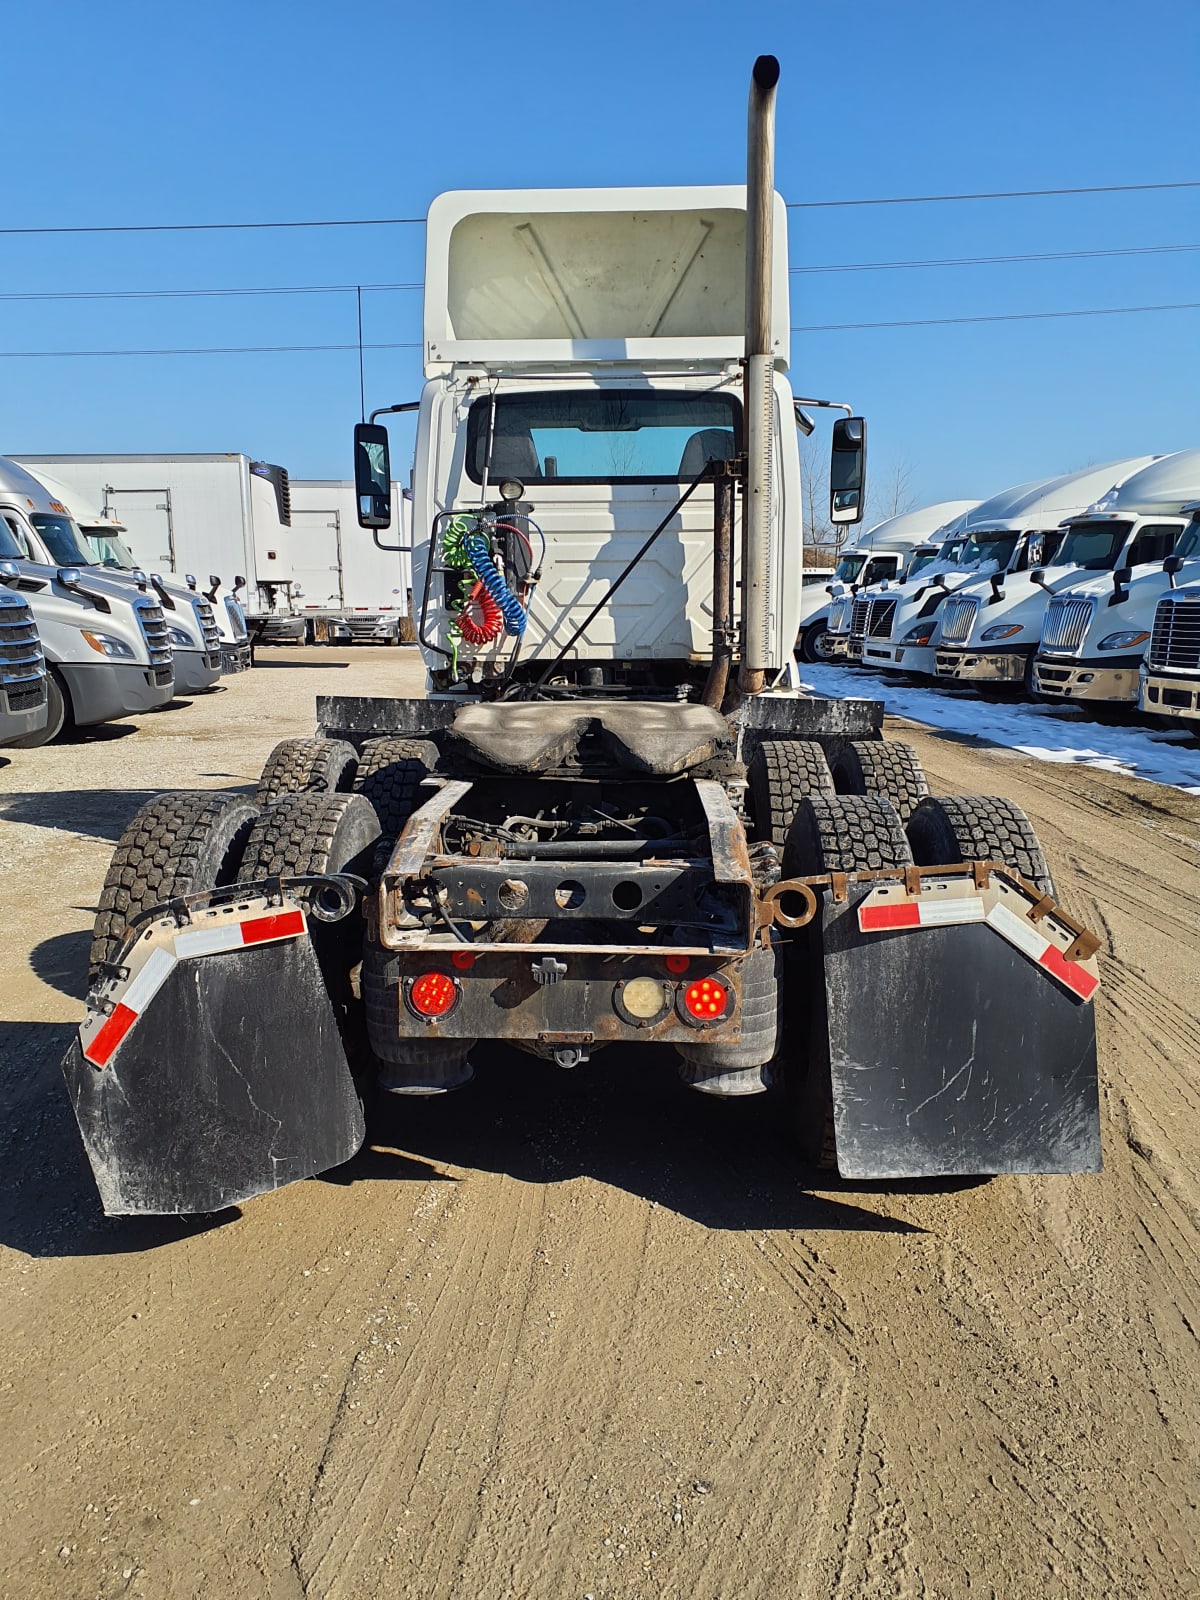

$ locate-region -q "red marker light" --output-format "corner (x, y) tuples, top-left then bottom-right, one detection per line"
(451, 950), (475, 971)
(409, 971), (458, 1018)
(665, 954), (690, 975)
(683, 978), (728, 1020)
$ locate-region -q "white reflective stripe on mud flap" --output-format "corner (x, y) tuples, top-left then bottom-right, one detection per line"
(174, 924), (246, 960)
(986, 901), (1050, 961)
(120, 945), (178, 1013)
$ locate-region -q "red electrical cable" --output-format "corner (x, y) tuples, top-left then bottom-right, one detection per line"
(457, 581), (504, 644)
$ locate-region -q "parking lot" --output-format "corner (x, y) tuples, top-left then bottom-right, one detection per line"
(1, 649), (1197, 1600)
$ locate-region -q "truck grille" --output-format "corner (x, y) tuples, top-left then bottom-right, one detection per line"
(1041, 596), (1095, 655)
(0, 598), (45, 688)
(224, 596), (248, 640)
(135, 599), (173, 669)
(939, 594), (980, 646)
(866, 597), (897, 639)
(1147, 592), (1200, 671)
(827, 596), (852, 634)
(849, 598), (872, 640)
(5, 680), (47, 712)
(193, 599), (222, 653)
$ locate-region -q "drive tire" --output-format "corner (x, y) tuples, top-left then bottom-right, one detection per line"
(832, 739), (929, 822)
(10, 666), (71, 748)
(906, 794), (1055, 896)
(782, 792), (913, 876)
(749, 738), (835, 848)
(780, 795), (912, 1172)
(353, 737), (437, 840)
(88, 790), (259, 985)
(255, 737), (358, 805)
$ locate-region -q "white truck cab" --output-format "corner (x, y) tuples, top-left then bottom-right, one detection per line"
(1030, 451), (1200, 704)
(0, 552), (48, 744)
(0, 458), (174, 743)
(390, 185), (820, 692)
(800, 501), (977, 662)
(930, 458), (1161, 688)
(1139, 507), (1200, 722)
(21, 468), (224, 695)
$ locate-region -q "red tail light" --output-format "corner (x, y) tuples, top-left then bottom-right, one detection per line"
(409, 971), (458, 1018)
(683, 978), (728, 1020)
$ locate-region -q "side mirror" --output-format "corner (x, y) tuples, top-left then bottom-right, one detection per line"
(354, 422), (392, 530)
(185, 573), (198, 590)
(132, 569), (149, 591)
(1030, 568), (1047, 589)
(1163, 553), (1184, 588)
(234, 575), (246, 591)
(989, 574), (1005, 603)
(829, 417), (867, 525)
(0, 560), (19, 586)
(827, 582), (844, 597)
(1110, 565), (1133, 605)
(793, 402), (816, 437)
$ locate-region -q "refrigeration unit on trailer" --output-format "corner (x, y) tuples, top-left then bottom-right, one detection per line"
(809, 501), (978, 663)
(1029, 451), (1199, 704)
(928, 458), (1162, 688)
(15, 453), (296, 634)
(20, 468), (223, 695)
(0, 458), (173, 744)
(61, 58), (1102, 1218)
(289, 480), (412, 643)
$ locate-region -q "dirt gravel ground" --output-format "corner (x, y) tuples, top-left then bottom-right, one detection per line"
(0, 651), (1197, 1600)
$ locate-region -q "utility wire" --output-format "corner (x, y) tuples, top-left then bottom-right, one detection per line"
(3, 242), (1195, 305)
(0, 179), (1195, 236)
(791, 301), (1200, 332)
(2, 300), (1198, 357)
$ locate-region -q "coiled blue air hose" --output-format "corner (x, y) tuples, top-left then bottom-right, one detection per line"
(464, 530), (526, 637)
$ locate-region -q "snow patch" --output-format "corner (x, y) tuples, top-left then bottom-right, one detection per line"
(799, 662), (1200, 795)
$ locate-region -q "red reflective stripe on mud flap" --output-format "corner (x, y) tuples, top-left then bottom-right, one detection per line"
(1039, 942), (1100, 1001)
(240, 909), (306, 946)
(859, 902), (922, 931)
(83, 1003), (138, 1068)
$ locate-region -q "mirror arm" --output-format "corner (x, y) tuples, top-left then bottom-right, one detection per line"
(369, 401), (420, 424)
(372, 530), (409, 554)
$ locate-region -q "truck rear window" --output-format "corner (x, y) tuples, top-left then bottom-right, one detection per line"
(465, 390), (742, 485)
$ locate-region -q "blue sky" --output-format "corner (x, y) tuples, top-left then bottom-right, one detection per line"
(3, 0), (1197, 515)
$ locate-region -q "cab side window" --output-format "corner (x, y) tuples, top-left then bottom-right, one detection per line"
(863, 557), (897, 585)
(1128, 524), (1180, 566)
(2, 516), (31, 558)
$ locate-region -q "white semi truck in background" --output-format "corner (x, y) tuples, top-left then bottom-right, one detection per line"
(926, 455), (1172, 690)
(809, 501), (978, 662)
(15, 453), (297, 638)
(1030, 451), (1199, 705)
(0, 458), (174, 743)
(0, 563), (48, 745)
(1140, 508), (1200, 723)
(19, 467), (224, 695)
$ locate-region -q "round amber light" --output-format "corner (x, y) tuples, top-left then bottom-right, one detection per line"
(410, 971), (458, 1017)
(683, 978), (728, 1020)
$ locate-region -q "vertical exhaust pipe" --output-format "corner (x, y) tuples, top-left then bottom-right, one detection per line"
(739, 53), (780, 695)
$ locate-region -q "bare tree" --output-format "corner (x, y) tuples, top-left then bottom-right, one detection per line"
(877, 457), (917, 520)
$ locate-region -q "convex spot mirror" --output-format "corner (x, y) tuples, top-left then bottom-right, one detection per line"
(354, 423), (392, 530)
(830, 417), (867, 525)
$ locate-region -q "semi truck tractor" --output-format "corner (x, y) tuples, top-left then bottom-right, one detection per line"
(924, 456), (1175, 690)
(16, 452), (297, 639)
(0, 460), (174, 744)
(61, 59), (1101, 1216)
(861, 463), (1152, 681)
(1029, 452), (1199, 704)
(18, 467), (224, 696)
(0, 562), (48, 745)
(798, 501), (977, 662)
(1139, 509), (1200, 723)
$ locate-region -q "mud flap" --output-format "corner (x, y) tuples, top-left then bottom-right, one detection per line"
(813, 883), (1101, 1178)
(63, 926), (365, 1215)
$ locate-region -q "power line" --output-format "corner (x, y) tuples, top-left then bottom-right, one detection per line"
(0, 179), (1195, 236)
(791, 301), (1200, 332)
(3, 240), (1194, 306)
(0, 281), (421, 303)
(790, 242), (1200, 275)
(0, 342), (422, 359)
(786, 179), (1200, 209)
(2, 300), (1198, 357)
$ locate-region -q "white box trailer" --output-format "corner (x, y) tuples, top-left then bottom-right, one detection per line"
(288, 480), (412, 643)
(14, 454), (295, 627)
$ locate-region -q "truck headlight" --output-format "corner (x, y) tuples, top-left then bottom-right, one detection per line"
(167, 625), (195, 648)
(1097, 630), (1150, 652)
(901, 625), (934, 645)
(980, 624), (1023, 641)
(81, 630), (137, 660)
